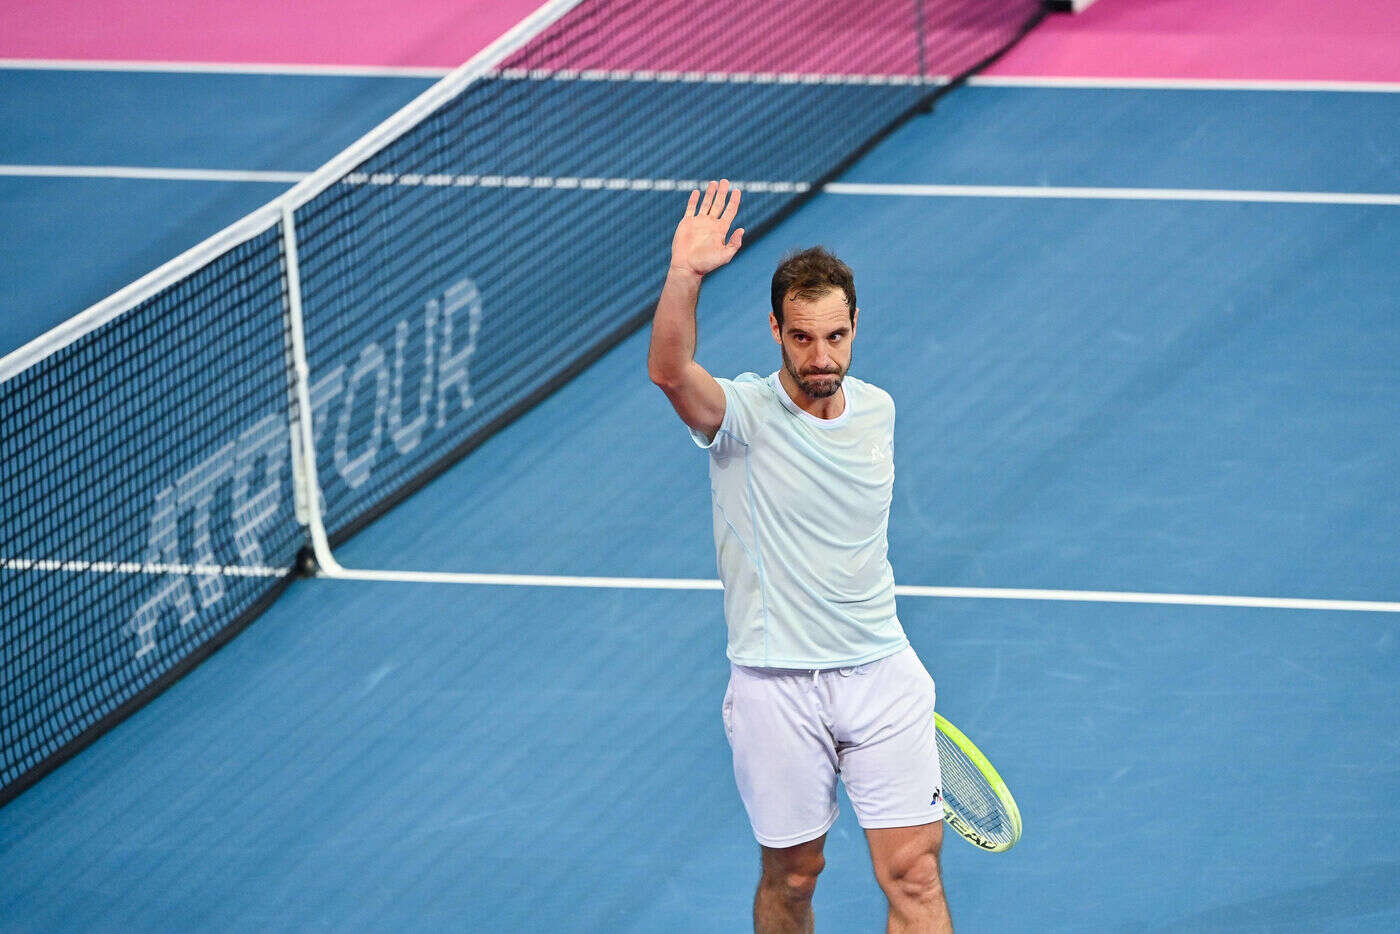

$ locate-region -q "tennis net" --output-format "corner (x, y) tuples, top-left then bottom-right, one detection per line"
(0, 0), (1045, 806)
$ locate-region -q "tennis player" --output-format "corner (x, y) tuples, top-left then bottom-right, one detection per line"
(648, 180), (950, 933)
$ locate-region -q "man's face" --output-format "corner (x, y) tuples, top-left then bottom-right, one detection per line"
(770, 288), (857, 400)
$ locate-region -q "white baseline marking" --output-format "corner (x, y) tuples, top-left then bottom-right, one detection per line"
(0, 59), (950, 86)
(494, 66), (946, 86)
(0, 164), (308, 184)
(324, 567), (1400, 614)
(894, 585), (1400, 614)
(3, 167), (1395, 208)
(0, 58), (452, 78)
(823, 182), (1400, 207)
(333, 567), (723, 591)
(5, 59), (1396, 92)
(8, 558), (1395, 612)
(969, 75), (1400, 94)
(2, 557), (284, 577)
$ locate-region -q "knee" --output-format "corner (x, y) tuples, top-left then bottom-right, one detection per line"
(885, 849), (943, 905)
(763, 852), (825, 904)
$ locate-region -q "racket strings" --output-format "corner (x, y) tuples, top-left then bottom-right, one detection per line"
(936, 729), (1017, 848)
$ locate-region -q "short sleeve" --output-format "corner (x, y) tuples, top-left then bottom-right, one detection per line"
(688, 373), (765, 458)
(886, 389), (896, 449)
(867, 381), (896, 456)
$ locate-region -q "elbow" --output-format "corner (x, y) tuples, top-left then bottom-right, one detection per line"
(648, 364), (681, 391)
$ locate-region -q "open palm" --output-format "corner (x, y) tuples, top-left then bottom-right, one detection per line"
(671, 179), (744, 276)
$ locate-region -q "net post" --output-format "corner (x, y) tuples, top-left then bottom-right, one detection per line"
(279, 202), (344, 577)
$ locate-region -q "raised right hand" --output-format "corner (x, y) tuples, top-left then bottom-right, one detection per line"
(670, 179), (744, 277)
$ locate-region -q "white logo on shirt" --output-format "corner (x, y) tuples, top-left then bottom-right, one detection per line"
(869, 443), (889, 465)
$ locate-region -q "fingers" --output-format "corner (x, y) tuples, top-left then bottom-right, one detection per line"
(711, 179), (730, 217)
(719, 183), (741, 223)
(700, 180), (719, 216)
(727, 227), (745, 254)
(709, 179), (732, 217)
(688, 179), (741, 224)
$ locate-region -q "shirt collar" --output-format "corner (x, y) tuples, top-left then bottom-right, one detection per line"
(771, 371), (853, 430)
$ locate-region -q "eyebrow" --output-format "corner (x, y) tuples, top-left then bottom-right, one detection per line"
(787, 324), (850, 335)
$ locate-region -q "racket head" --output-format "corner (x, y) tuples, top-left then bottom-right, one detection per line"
(934, 712), (1023, 852)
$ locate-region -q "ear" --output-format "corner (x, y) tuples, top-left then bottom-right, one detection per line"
(769, 312), (782, 344)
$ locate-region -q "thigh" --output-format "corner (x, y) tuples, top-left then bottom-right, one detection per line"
(724, 664), (840, 848)
(832, 648), (944, 830)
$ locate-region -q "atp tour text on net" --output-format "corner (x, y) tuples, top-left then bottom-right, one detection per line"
(126, 277), (483, 659)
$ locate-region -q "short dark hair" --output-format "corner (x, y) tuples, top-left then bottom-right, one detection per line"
(770, 246), (856, 327)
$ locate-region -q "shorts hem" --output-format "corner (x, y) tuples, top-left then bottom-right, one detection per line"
(752, 807), (839, 848)
(856, 810), (945, 830)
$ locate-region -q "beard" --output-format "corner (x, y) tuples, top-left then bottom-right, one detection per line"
(782, 344), (849, 399)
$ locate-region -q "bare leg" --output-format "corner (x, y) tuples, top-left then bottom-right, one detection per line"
(754, 834), (827, 934)
(865, 821), (951, 933)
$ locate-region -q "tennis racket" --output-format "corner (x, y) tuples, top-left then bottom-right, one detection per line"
(934, 712), (1022, 852)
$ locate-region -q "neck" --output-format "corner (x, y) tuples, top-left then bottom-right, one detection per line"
(778, 368), (846, 420)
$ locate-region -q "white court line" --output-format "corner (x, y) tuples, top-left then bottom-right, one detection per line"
(823, 182), (1400, 207)
(6, 59), (1398, 92)
(894, 585), (1400, 614)
(494, 66), (945, 86)
(1, 557), (285, 577)
(339, 171), (809, 193)
(0, 59), (947, 86)
(8, 558), (1396, 612)
(969, 75), (1400, 93)
(0, 58), (453, 78)
(324, 567), (1400, 614)
(0, 164), (308, 184)
(4, 167), (1396, 207)
(333, 567), (724, 590)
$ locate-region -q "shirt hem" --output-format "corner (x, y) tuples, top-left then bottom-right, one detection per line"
(728, 638), (908, 671)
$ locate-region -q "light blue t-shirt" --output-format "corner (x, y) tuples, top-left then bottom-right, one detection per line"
(690, 371), (909, 668)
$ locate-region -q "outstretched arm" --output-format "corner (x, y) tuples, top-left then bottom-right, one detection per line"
(647, 179), (744, 441)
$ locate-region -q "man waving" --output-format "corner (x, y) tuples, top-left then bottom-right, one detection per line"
(648, 180), (953, 933)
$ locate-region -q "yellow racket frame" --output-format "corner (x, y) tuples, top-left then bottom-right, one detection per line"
(934, 712), (1023, 853)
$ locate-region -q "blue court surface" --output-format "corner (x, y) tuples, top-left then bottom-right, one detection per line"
(2, 63), (1399, 933)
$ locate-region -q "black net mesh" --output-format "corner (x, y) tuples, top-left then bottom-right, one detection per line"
(1, 225), (302, 800)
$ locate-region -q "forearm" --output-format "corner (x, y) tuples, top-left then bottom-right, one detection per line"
(647, 266), (704, 386)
